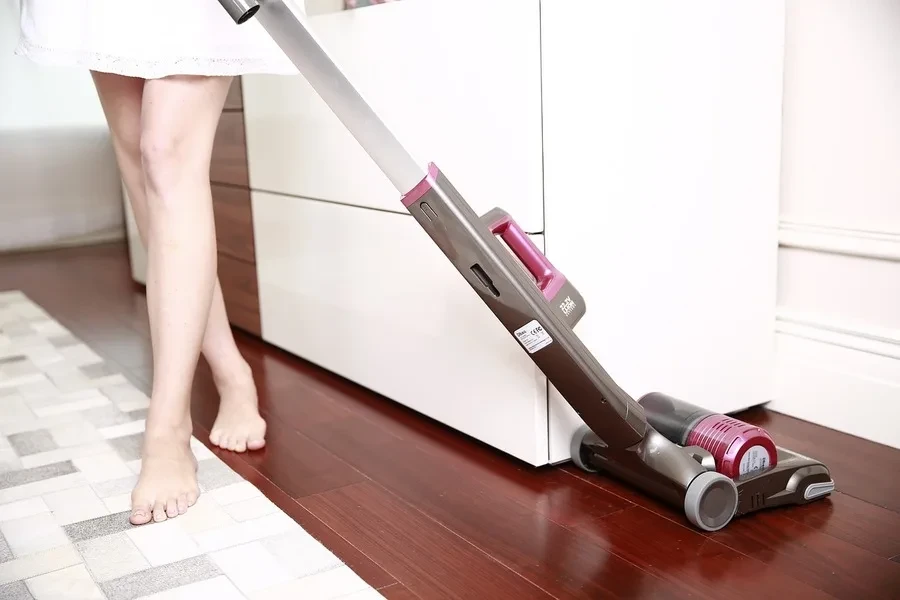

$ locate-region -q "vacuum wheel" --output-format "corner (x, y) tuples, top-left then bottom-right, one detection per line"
(570, 425), (600, 473)
(683, 471), (739, 532)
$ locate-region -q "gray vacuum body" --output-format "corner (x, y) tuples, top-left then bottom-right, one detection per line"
(218, 0), (834, 532)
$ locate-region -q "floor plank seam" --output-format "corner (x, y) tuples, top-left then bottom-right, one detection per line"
(192, 424), (401, 592)
(266, 378), (685, 597)
(296, 472), (563, 599)
(563, 460), (900, 572)
(252, 406), (378, 492)
(558, 468), (767, 556)
(836, 490), (900, 516)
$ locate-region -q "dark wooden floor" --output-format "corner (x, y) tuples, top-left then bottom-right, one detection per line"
(1, 242), (899, 600)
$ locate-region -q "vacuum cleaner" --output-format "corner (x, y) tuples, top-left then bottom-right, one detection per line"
(217, 0), (835, 532)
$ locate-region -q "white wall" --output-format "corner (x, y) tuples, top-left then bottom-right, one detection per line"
(0, 0), (123, 253)
(770, 0), (900, 449)
(305, 0), (344, 14)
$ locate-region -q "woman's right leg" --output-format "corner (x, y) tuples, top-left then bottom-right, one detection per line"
(91, 72), (266, 457)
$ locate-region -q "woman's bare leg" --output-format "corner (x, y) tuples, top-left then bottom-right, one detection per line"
(91, 72), (266, 466)
(129, 73), (233, 525)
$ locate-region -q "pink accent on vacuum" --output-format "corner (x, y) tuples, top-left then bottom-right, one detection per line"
(686, 414), (777, 479)
(401, 162), (440, 208)
(400, 162), (568, 301)
(488, 212), (567, 301)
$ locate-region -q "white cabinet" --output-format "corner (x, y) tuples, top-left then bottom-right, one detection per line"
(541, 0), (786, 461)
(242, 0), (544, 232)
(252, 191), (550, 465)
(243, 0), (787, 465)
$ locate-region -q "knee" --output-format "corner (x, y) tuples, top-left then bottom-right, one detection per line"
(113, 130), (143, 172)
(139, 131), (183, 193)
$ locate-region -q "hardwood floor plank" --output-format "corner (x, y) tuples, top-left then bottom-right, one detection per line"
(244, 349), (635, 520)
(594, 506), (835, 600)
(217, 253), (261, 336)
(740, 407), (900, 513)
(239, 416), (368, 499)
(210, 111), (250, 187)
(563, 420), (900, 561)
(565, 462), (900, 599)
(212, 184), (256, 264)
(301, 482), (560, 600)
(379, 583), (419, 600)
(188, 365), (367, 499)
(233, 352), (700, 597)
(236, 339), (896, 599)
(782, 491), (900, 559)
(188, 426), (398, 591)
(296, 415), (691, 599)
(240, 344), (354, 428)
(710, 509), (900, 599)
(224, 78), (243, 111)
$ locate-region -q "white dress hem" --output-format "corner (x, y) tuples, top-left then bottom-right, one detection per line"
(15, 37), (298, 79)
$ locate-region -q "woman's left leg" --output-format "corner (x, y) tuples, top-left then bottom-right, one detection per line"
(131, 74), (233, 525)
(90, 72), (266, 455)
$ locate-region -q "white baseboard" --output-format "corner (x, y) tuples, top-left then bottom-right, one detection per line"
(0, 227), (125, 255)
(771, 316), (900, 449)
(779, 221), (900, 262)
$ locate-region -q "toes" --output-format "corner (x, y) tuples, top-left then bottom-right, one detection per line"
(247, 438), (266, 451)
(177, 494), (189, 515)
(165, 498), (179, 519)
(130, 504), (152, 525)
(152, 501), (167, 523)
(209, 429), (222, 446)
(187, 489), (199, 506)
(233, 438), (247, 453)
(218, 436), (230, 451)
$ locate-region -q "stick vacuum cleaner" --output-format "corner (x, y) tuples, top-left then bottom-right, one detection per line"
(218, 0), (835, 532)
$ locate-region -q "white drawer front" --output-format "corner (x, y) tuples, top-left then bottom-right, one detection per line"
(252, 191), (550, 465)
(242, 0), (544, 232)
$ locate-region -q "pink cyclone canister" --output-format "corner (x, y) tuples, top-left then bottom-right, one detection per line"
(638, 392), (777, 479)
(685, 414), (777, 479)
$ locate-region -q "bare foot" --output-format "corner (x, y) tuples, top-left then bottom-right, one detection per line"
(209, 361), (266, 453)
(131, 428), (199, 525)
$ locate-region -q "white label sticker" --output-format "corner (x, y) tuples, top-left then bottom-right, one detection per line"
(739, 445), (771, 476)
(514, 319), (553, 354)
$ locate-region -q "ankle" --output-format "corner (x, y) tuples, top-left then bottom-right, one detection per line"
(144, 412), (193, 444)
(212, 358), (254, 390)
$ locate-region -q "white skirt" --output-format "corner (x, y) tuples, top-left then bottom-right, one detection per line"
(15, 0), (299, 79)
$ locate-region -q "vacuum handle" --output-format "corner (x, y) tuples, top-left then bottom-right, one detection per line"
(483, 209), (563, 299)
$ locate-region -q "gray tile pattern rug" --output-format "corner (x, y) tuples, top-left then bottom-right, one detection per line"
(0, 291), (383, 599)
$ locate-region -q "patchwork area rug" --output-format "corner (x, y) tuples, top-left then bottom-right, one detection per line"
(0, 291), (383, 600)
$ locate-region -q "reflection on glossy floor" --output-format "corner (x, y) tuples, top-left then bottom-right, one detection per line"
(1, 242), (899, 600)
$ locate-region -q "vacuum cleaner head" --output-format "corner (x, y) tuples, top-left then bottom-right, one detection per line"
(573, 392), (834, 531)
